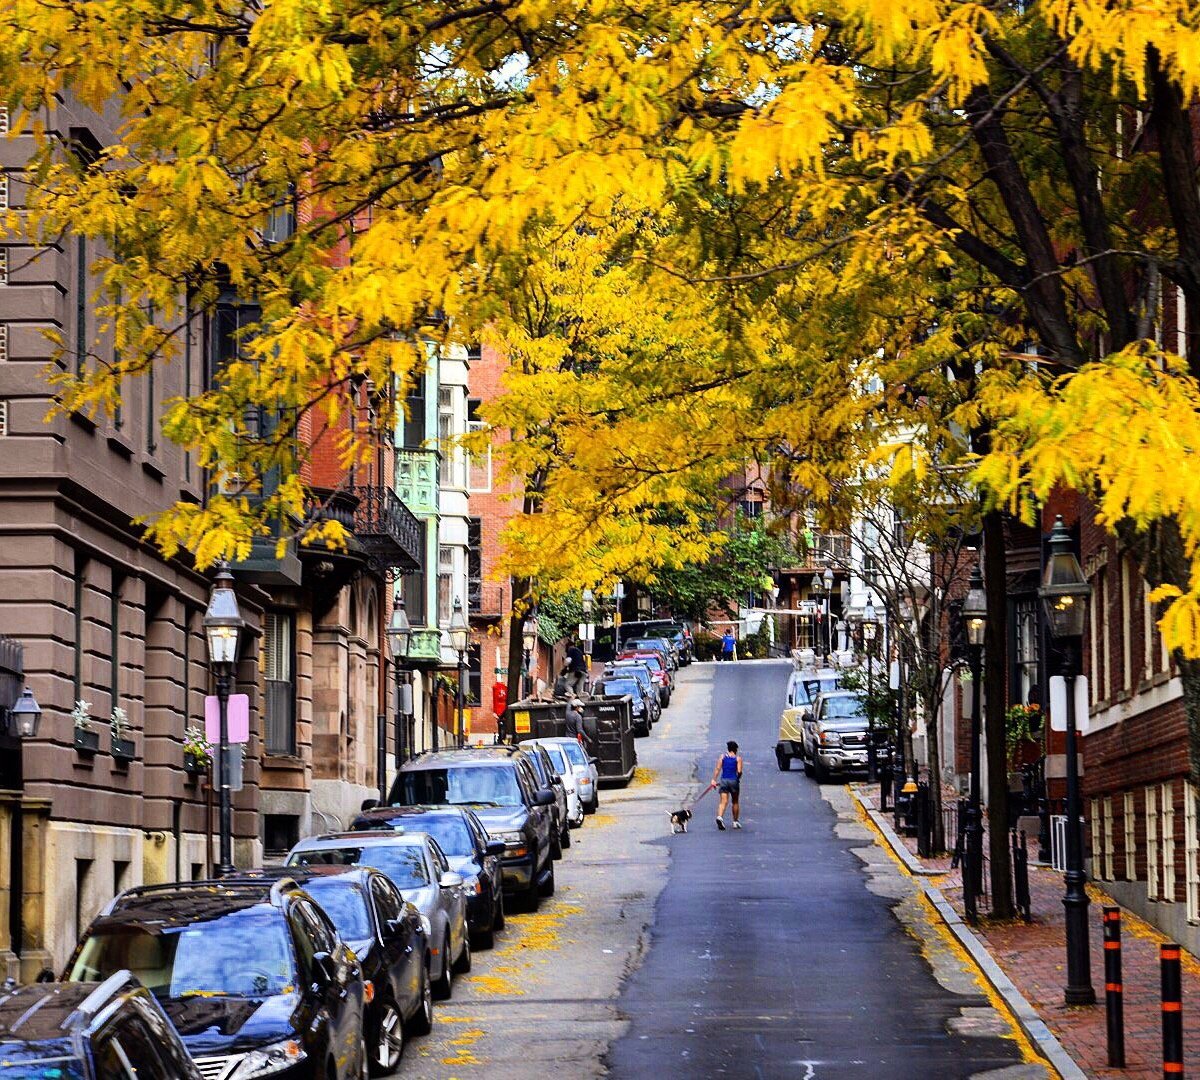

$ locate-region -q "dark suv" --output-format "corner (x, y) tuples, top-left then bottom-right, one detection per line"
(66, 879), (367, 1079)
(0, 971), (201, 1079)
(385, 748), (556, 912)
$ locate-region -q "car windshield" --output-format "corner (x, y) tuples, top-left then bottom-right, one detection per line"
(613, 666), (650, 685)
(822, 696), (866, 719)
(545, 747), (568, 774)
(600, 679), (640, 697)
(395, 765), (523, 807)
(630, 655), (663, 673)
(799, 678), (839, 704)
(524, 754), (548, 783)
(69, 910), (295, 999)
(299, 880), (373, 941)
(291, 845), (431, 889)
(401, 816), (474, 857)
(560, 741), (587, 767)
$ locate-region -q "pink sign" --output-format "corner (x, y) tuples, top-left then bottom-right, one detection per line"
(205, 693), (250, 744)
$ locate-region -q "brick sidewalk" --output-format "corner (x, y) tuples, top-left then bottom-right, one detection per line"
(858, 784), (1200, 1078)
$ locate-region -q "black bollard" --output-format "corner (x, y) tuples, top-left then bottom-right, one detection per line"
(1102, 907), (1125, 1068)
(1161, 942), (1183, 1078)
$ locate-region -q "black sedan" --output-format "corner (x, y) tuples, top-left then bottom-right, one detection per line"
(233, 866), (433, 1076)
(352, 805), (506, 948)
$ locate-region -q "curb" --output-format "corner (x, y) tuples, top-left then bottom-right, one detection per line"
(848, 787), (1086, 1080)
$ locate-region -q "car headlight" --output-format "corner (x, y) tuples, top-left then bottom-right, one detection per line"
(229, 1039), (307, 1078)
(465, 874), (483, 895)
(820, 730), (841, 747)
(491, 830), (524, 845)
(419, 915), (432, 937)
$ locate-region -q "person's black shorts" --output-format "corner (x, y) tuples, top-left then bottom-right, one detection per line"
(718, 778), (740, 796)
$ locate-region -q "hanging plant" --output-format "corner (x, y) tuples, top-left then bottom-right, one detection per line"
(1005, 703), (1042, 768)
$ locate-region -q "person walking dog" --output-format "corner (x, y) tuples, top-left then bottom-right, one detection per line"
(712, 740), (743, 830)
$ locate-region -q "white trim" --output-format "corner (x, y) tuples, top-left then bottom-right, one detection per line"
(1186, 781), (1199, 923)
(1090, 798), (1102, 881)
(1103, 796), (1114, 882)
(1148, 785), (1160, 900)
(1163, 780), (1177, 901)
(1085, 675), (1183, 736)
(1124, 791), (1136, 881)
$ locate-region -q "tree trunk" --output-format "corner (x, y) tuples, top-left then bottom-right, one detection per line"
(505, 576), (531, 714)
(984, 512), (1015, 918)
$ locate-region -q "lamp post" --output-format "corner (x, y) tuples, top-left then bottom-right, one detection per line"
(387, 594), (412, 790)
(449, 596), (469, 748)
(863, 597), (879, 783)
(1040, 515), (1096, 1005)
(203, 562), (243, 878)
(581, 589), (595, 659)
(810, 573), (822, 655)
(521, 612), (539, 700)
(962, 559), (987, 926)
(823, 566), (835, 658)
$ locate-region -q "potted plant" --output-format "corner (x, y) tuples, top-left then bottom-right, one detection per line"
(72, 700), (99, 754)
(183, 725), (211, 777)
(110, 706), (135, 763)
(1005, 702), (1043, 772)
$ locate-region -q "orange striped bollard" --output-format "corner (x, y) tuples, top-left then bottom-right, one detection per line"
(1162, 942), (1184, 1078)
(1103, 907), (1125, 1067)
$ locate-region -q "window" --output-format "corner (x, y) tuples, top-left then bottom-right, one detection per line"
(1124, 791), (1136, 881)
(0, 400), (6, 436)
(1090, 571), (1100, 706)
(0, 324), (8, 362)
(0, 246), (8, 284)
(1144, 575), (1155, 678)
(1090, 799), (1102, 883)
(438, 386), (456, 486)
(861, 522), (881, 588)
(1121, 556), (1132, 691)
(75, 236), (86, 373)
(0, 174), (9, 212)
(467, 518), (482, 613)
(402, 569), (427, 627)
(0, 108), (8, 135)
(370, 874), (404, 925)
(110, 574), (123, 715)
(1103, 797), (1114, 882)
(739, 497), (763, 519)
(1186, 782), (1199, 923)
(467, 642), (481, 706)
(466, 418), (492, 492)
(404, 380), (426, 448)
(73, 553), (86, 699)
(1100, 567), (1111, 701)
(1163, 781), (1177, 901)
(262, 612), (295, 755)
(437, 545), (453, 624)
(1147, 785), (1160, 899)
(1013, 598), (1039, 706)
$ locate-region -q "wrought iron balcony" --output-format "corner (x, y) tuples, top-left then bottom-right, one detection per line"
(352, 485), (423, 572)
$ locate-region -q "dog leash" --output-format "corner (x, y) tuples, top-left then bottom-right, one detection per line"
(692, 781), (716, 807)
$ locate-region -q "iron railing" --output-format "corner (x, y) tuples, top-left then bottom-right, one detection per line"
(353, 485), (423, 571)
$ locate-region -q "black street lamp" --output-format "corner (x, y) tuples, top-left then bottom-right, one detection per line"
(823, 567), (835, 657)
(962, 558), (987, 925)
(387, 593), (412, 794)
(6, 687), (41, 739)
(1039, 515), (1096, 1006)
(863, 597), (879, 783)
(521, 612), (539, 699)
(449, 596), (469, 748)
(203, 562), (243, 878)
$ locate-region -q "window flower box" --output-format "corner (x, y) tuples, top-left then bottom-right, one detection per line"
(74, 728), (100, 754)
(111, 736), (136, 764)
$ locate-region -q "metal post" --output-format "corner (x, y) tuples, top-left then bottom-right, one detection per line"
(1161, 942), (1183, 1078)
(377, 712), (387, 804)
(523, 647), (531, 700)
(215, 667), (233, 877)
(866, 642), (878, 783)
(965, 643), (984, 925)
(394, 664), (406, 769)
(1102, 907), (1125, 1068)
(456, 650), (467, 748)
(1062, 660), (1095, 1005)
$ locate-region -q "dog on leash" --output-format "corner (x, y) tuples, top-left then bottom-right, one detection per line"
(669, 808), (692, 834)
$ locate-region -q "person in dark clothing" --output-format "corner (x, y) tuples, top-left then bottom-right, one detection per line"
(721, 629), (736, 661)
(565, 697), (587, 745)
(563, 640), (588, 695)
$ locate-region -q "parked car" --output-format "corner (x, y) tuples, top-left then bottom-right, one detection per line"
(520, 742), (571, 855)
(351, 805), (506, 948)
(607, 660), (663, 720)
(520, 738), (584, 827)
(803, 690), (873, 781)
(0, 972), (202, 1080)
(776, 666), (842, 771)
(624, 637), (679, 671)
(617, 650), (673, 705)
(592, 674), (653, 736)
(385, 748), (557, 912)
(664, 624), (694, 665)
(66, 879), (368, 1080)
(230, 866), (433, 1076)
(287, 831), (469, 1001)
(532, 736), (599, 815)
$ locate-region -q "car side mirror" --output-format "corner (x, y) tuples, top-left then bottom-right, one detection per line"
(385, 917), (406, 936)
(587, 757), (598, 766)
(534, 787), (555, 806)
(439, 871), (464, 889)
(485, 839), (507, 857)
(311, 951), (336, 988)
(360, 798), (379, 812)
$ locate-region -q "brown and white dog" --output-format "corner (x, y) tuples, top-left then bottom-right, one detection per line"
(669, 808), (692, 834)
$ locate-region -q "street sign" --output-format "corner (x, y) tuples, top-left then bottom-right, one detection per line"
(205, 693), (250, 744)
(1048, 676), (1089, 733)
(795, 601), (819, 615)
(513, 709), (531, 735)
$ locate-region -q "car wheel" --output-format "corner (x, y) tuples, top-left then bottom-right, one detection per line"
(453, 930), (472, 974)
(406, 963), (434, 1036)
(473, 924), (495, 950)
(550, 826), (562, 861)
(370, 998), (404, 1076)
(432, 935), (453, 1000)
(493, 893), (505, 931)
(776, 750), (790, 772)
(803, 757), (815, 778)
(814, 761), (829, 784)
(561, 821), (571, 849)
(539, 858), (556, 898)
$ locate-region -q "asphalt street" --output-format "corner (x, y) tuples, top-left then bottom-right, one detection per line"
(397, 659), (1047, 1079)
(607, 659), (1038, 1079)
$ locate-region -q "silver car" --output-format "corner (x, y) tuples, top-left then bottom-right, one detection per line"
(803, 690), (870, 781)
(520, 738), (584, 827)
(531, 736), (599, 815)
(286, 830), (470, 1000)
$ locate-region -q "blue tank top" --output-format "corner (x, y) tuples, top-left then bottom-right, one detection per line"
(720, 753), (739, 780)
